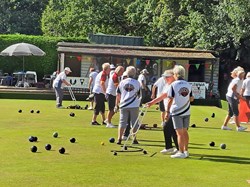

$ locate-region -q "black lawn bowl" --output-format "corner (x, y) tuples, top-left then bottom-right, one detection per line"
(30, 146), (37, 153)
(204, 118), (209, 122)
(70, 112), (75, 117)
(45, 144), (52, 151)
(153, 124), (157, 128)
(140, 112), (144, 116)
(75, 105), (81, 109)
(191, 124), (196, 128)
(33, 136), (38, 142)
(36, 110), (40, 114)
(70, 138), (76, 143)
(109, 137), (115, 143)
(220, 143), (226, 149)
(30, 110), (34, 113)
(124, 146), (127, 150)
(140, 124), (146, 129)
(53, 132), (58, 138)
(84, 105), (89, 110)
(113, 151), (117, 156)
(209, 141), (215, 147)
(29, 136), (35, 142)
(18, 109), (22, 113)
(143, 150), (147, 154)
(59, 147), (65, 154)
(211, 113), (215, 118)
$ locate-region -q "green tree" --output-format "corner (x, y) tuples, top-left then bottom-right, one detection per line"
(42, 0), (134, 37)
(0, 0), (48, 35)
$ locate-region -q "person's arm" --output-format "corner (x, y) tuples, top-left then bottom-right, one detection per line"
(151, 85), (157, 99)
(62, 79), (71, 86)
(113, 74), (119, 88)
(164, 97), (173, 121)
(232, 84), (241, 99)
(100, 81), (106, 93)
(100, 72), (107, 93)
(114, 93), (121, 113)
(88, 77), (93, 90)
(146, 93), (167, 107)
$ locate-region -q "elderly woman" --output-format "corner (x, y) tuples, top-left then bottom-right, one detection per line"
(241, 72), (250, 109)
(105, 66), (124, 128)
(115, 66), (141, 144)
(53, 67), (72, 108)
(221, 67), (247, 131)
(165, 65), (194, 159)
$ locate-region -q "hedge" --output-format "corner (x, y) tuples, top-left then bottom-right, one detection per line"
(0, 34), (88, 80)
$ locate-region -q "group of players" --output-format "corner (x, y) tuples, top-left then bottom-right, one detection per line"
(87, 63), (193, 159)
(50, 62), (250, 159)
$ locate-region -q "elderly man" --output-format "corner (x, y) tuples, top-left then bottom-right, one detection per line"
(115, 66), (141, 144)
(53, 67), (72, 109)
(91, 63), (110, 125)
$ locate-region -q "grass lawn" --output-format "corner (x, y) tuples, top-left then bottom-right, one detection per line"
(0, 99), (249, 187)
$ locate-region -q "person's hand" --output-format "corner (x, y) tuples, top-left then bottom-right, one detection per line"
(145, 102), (152, 108)
(114, 105), (119, 113)
(105, 94), (109, 100)
(164, 112), (170, 121)
(151, 94), (155, 99)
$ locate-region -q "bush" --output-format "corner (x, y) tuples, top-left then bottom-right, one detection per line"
(0, 34), (88, 80)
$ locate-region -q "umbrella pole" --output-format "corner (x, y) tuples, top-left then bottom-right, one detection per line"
(22, 56), (25, 72)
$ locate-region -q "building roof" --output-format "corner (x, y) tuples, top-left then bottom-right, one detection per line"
(57, 42), (216, 60)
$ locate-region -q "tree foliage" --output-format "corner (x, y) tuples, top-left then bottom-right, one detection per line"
(0, 0), (48, 35)
(41, 0), (250, 63)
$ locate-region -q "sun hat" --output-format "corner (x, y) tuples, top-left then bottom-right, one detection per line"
(64, 67), (72, 72)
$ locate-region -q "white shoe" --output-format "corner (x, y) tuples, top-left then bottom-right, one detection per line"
(88, 107), (93, 110)
(170, 151), (187, 159)
(184, 151), (189, 158)
(160, 148), (176, 154)
(122, 136), (129, 140)
(106, 123), (116, 128)
(237, 126), (247, 132)
(221, 125), (232, 130)
(56, 106), (65, 109)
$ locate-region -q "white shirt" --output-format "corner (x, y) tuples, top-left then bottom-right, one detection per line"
(154, 77), (167, 97)
(226, 77), (243, 99)
(138, 74), (146, 89)
(89, 71), (98, 90)
(92, 71), (109, 94)
(242, 78), (250, 96)
(53, 71), (67, 89)
(117, 78), (141, 109)
(106, 72), (119, 96)
(167, 79), (192, 116)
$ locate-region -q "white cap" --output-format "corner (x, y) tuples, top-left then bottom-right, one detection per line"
(162, 70), (173, 77)
(110, 64), (115, 69)
(141, 69), (149, 74)
(64, 67), (72, 72)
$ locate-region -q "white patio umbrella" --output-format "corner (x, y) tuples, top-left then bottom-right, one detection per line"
(0, 42), (46, 71)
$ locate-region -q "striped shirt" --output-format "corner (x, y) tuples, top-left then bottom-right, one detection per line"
(117, 78), (141, 109)
(167, 79), (192, 116)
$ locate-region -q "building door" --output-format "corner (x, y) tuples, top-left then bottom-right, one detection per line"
(188, 60), (205, 82)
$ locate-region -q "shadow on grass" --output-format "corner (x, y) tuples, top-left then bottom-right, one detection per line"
(190, 126), (220, 130)
(190, 153), (250, 164)
(138, 139), (164, 143)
